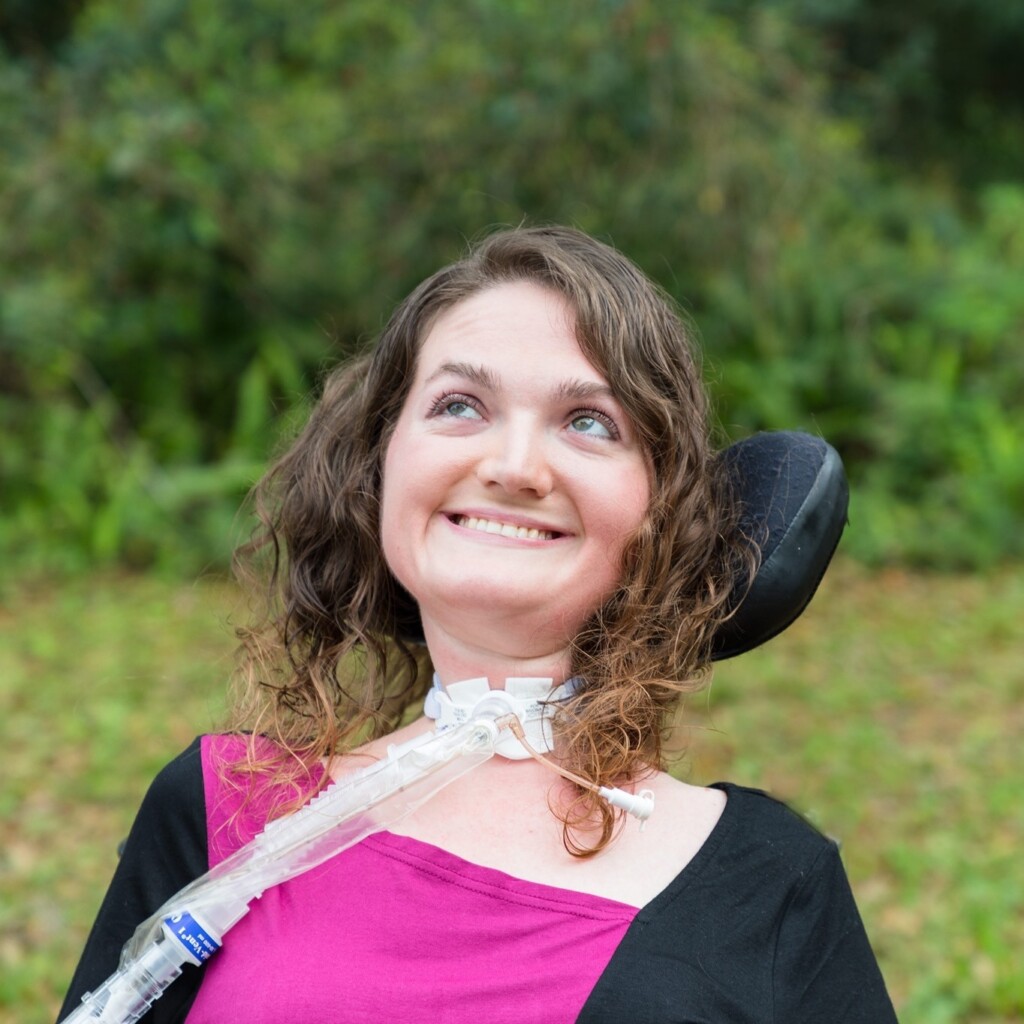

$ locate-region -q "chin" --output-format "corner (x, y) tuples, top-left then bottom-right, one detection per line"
(423, 589), (589, 645)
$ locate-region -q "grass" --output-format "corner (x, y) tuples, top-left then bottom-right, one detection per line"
(2, 561), (1021, 1022)
(0, 574), (235, 1020)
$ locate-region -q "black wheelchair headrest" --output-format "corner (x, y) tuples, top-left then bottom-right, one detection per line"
(711, 431), (849, 660)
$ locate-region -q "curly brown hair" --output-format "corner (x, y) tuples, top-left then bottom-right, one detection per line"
(230, 225), (752, 855)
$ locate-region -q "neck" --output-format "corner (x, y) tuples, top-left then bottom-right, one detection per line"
(420, 616), (573, 687)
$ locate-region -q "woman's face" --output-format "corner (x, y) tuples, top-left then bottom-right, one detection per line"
(379, 281), (651, 654)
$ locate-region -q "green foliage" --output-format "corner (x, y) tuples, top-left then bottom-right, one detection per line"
(0, 0), (87, 58)
(744, 0), (1024, 185)
(710, 179), (1024, 567)
(0, 0), (1020, 575)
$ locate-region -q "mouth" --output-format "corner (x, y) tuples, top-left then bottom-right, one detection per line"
(448, 514), (562, 541)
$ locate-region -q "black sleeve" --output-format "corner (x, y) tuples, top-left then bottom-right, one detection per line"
(772, 841), (898, 1023)
(57, 738), (209, 1024)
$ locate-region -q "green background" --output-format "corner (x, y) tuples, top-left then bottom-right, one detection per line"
(2, 0), (1022, 575)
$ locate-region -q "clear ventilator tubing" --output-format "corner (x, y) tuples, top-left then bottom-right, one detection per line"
(63, 710), (509, 1024)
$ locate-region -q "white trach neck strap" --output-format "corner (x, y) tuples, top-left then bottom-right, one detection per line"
(424, 675), (580, 760)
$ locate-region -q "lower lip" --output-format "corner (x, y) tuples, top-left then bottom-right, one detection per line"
(442, 515), (567, 545)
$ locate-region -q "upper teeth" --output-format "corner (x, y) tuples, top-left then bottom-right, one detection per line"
(454, 516), (555, 540)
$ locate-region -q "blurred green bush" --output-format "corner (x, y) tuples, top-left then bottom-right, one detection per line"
(1, 0), (1020, 575)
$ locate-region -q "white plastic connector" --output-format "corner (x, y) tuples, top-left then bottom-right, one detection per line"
(598, 786), (655, 822)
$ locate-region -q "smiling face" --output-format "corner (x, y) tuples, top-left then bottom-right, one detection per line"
(379, 281), (651, 663)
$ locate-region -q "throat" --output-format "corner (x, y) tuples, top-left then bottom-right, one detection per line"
(423, 674), (580, 760)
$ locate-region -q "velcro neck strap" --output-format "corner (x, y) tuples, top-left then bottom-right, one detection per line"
(424, 675), (578, 759)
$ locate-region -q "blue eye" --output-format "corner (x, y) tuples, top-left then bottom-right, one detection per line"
(446, 400), (481, 419)
(570, 413), (615, 438)
(431, 393), (483, 420)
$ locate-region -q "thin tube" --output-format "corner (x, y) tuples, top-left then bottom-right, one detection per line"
(505, 717), (655, 822)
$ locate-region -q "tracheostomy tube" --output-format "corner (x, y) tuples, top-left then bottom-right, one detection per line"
(62, 707), (510, 1024)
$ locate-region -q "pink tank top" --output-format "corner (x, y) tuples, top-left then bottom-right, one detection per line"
(188, 735), (638, 1023)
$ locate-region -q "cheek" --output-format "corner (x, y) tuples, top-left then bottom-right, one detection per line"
(379, 423), (445, 588)
(582, 469), (650, 599)
(379, 435), (412, 584)
(592, 466), (650, 544)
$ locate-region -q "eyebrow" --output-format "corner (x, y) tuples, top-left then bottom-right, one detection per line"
(554, 378), (617, 403)
(424, 362), (500, 390)
(424, 362), (617, 404)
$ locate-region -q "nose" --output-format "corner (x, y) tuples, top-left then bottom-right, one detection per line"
(476, 421), (554, 498)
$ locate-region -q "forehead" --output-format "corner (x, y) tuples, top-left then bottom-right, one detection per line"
(415, 281), (601, 383)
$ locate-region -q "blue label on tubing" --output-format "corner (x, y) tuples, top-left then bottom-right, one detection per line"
(164, 912), (221, 964)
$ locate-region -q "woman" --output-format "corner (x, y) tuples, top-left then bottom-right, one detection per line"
(60, 226), (896, 1022)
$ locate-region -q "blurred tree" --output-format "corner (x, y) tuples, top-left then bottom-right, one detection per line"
(0, 0), (89, 57)
(731, 0), (1024, 185)
(0, 0), (1020, 574)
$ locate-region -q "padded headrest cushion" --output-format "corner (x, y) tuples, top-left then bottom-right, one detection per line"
(711, 431), (849, 660)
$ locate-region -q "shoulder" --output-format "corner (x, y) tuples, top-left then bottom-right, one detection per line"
(136, 735), (238, 838)
(698, 784), (883, 966)
(132, 736), (208, 856)
(638, 781), (839, 923)
(713, 781), (835, 862)
(694, 782), (849, 915)
(638, 777), (830, 888)
(135, 733), (275, 866)
(138, 733), (250, 813)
